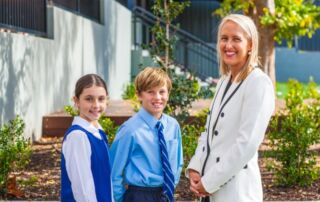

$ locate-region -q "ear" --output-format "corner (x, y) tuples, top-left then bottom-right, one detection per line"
(73, 96), (79, 108)
(248, 40), (253, 52)
(137, 94), (143, 102)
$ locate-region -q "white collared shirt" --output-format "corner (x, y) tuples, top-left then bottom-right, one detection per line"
(62, 116), (103, 202)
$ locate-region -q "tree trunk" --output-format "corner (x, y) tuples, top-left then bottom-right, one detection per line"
(248, 0), (276, 86)
(164, 0), (170, 69)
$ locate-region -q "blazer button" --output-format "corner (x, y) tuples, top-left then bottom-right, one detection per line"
(221, 112), (225, 117)
(203, 146), (205, 152)
(216, 157), (220, 163)
(214, 130), (218, 136)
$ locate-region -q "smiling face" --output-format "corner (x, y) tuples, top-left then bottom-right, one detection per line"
(219, 20), (252, 74)
(138, 84), (169, 119)
(74, 85), (108, 126)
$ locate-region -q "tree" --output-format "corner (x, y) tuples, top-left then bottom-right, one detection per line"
(215, 0), (320, 85)
(151, 0), (190, 69)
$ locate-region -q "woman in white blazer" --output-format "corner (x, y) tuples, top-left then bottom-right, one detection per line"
(186, 14), (275, 202)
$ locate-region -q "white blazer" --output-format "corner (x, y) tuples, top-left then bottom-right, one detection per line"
(187, 68), (275, 202)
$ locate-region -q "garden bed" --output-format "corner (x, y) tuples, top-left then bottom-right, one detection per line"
(1, 137), (320, 201)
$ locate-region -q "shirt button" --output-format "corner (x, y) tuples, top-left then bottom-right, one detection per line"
(214, 130), (218, 136)
(221, 112), (225, 117)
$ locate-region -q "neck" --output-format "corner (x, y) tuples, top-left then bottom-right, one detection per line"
(91, 121), (99, 128)
(230, 68), (241, 82)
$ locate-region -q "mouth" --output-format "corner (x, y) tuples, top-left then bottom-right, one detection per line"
(90, 110), (102, 116)
(152, 102), (163, 109)
(225, 51), (236, 57)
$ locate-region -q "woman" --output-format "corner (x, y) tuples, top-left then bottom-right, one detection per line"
(186, 14), (275, 202)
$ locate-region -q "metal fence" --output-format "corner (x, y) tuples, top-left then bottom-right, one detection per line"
(0, 0), (47, 36)
(52, 0), (100, 22)
(133, 6), (219, 80)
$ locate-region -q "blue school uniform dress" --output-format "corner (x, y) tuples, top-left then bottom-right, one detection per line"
(110, 107), (183, 202)
(61, 116), (113, 202)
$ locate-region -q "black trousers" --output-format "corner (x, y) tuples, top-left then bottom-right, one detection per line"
(201, 196), (210, 202)
(123, 185), (169, 202)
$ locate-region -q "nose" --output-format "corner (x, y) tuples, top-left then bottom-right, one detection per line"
(154, 92), (161, 99)
(92, 99), (99, 107)
(225, 40), (233, 49)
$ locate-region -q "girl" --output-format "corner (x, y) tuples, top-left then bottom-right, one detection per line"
(61, 74), (113, 202)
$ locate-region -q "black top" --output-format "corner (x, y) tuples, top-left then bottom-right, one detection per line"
(221, 76), (232, 103)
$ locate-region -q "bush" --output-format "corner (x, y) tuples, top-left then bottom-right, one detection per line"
(64, 106), (119, 145)
(267, 79), (320, 186)
(182, 108), (208, 164)
(0, 116), (31, 196)
(122, 83), (140, 112)
(165, 68), (200, 124)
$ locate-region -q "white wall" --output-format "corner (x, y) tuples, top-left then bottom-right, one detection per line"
(0, 1), (131, 140)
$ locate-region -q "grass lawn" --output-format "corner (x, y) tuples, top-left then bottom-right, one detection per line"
(276, 81), (320, 99)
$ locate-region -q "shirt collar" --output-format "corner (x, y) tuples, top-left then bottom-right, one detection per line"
(138, 107), (166, 129)
(72, 116), (103, 134)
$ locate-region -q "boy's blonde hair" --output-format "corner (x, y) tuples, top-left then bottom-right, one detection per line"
(135, 67), (172, 94)
(217, 14), (260, 82)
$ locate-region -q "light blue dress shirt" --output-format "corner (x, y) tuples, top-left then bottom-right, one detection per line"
(110, 107), (183, 202)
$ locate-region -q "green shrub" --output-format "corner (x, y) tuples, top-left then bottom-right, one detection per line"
(165, 68), (200, 124)
(198, 85), (215, 99)
(122, 83), (136, 100)
(0, 116), (31, 195)
(122, 83), (140, 112)
(182, 108), (208, 164)
(267, 79), (320, 186)
(64, 106), (119, 145)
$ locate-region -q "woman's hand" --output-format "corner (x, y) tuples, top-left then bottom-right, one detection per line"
(188, 169), (210, 197)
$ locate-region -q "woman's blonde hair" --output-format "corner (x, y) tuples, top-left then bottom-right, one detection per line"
(135, 67), (172, 94)
(217, 14), (260, 81)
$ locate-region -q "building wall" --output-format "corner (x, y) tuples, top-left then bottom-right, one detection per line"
(0, 0), (131, 140)
(275, 47), (320, 83)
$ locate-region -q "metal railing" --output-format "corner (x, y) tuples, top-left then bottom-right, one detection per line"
(52, 0), (100, 23)
(132, 6), (219, 80)
(0, 0), (47, 36)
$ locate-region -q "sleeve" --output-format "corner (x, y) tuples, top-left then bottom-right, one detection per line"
(109, 125), (134, 202)
(62, 131), (97, 202)
(186, 78), (224, 176)
(201, 74), (275, 193)
(174, 124), (184, 186)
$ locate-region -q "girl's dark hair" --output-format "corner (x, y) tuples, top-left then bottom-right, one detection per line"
(75, 74), (108, 98)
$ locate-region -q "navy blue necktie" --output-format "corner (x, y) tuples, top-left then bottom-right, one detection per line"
(156, 121), (175, 202)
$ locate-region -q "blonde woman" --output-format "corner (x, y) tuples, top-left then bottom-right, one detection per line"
(186, 14), (275, 202)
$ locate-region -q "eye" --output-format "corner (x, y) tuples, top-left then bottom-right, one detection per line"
(233, 37), (242, 42)
(220, 36), (228, 41)
(99, 96), (106, 102)
(160, 90), (166, 94)
(85, 97), (93, 101)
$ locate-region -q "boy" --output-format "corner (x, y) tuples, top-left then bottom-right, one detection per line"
(110, 67), (183, 202)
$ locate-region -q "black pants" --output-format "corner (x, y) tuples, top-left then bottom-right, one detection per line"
(123, 185), (169, 202)
(201, 196), (210, 202)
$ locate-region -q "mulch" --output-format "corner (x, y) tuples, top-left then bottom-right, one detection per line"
(1, 137), (320, 201)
